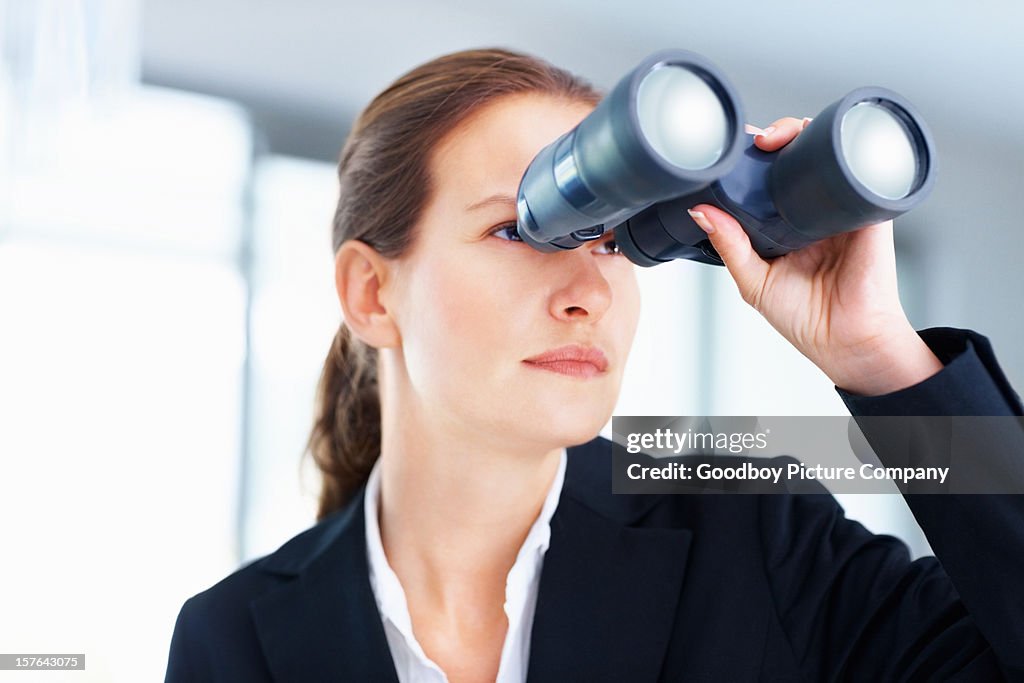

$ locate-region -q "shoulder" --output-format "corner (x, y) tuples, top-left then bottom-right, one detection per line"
(565, 435), (899, 588)
(170, 499), (363, 655)
(189, 502), (356, 609)
(566, 434), (845, 533)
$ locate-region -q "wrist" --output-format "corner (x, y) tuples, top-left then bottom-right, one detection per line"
(828, 327), (944, 397)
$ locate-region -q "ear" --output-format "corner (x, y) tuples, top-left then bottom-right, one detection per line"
(334, 240), (401, 349)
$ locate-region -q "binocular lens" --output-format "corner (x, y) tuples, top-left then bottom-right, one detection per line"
(636, 66), (730, 170)
(840, 101), (918, 200)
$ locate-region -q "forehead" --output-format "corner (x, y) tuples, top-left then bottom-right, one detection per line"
(427, 94), (594, 208)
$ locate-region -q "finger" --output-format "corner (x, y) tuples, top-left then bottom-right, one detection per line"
(752, 116), (810, 152)
(687, 204), (771, 308)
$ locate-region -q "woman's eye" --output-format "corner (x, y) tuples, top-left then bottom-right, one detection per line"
(595, 236), (621, 256)
(489, 222), (621, 256)
(490, 222), (523, 242)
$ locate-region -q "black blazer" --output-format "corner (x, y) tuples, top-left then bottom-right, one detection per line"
(166, 328), (1024, 682)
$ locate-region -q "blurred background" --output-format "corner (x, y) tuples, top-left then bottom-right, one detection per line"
(1, 0), (1020, 679)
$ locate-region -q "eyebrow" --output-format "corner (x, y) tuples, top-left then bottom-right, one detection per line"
(465, 194), (517, 212)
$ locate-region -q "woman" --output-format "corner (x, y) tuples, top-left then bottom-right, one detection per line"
(166, 48), (1024, 682)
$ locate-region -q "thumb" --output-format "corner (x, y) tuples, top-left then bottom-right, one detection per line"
(687, 204), (770, 308)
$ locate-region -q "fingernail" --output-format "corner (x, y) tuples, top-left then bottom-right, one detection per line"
(687, 209), (715, 234)
(756, 125), (776, 140)
(801, 117), (813, 129)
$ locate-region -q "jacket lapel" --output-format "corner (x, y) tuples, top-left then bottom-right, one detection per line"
(249, 488), (399, 683)
(246, 436), (692, 683)
(527, 438), (693, 683)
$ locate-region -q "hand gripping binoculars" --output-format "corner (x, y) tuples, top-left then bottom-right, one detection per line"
(515, 50), (936, 266)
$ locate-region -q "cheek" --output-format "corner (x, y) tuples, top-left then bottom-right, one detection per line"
(609, 267), (642, 344)
(625, 275), (642, 335)
(401, 253), (527, 388)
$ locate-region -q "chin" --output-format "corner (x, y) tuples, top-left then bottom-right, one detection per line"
(519, 402), (614, 450)
(499, 372), (621, 446)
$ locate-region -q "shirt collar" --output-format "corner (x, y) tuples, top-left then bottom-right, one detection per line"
(363, 449), (567, 645)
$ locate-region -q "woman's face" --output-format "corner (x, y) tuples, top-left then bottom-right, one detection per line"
(386, 93), (641, 449)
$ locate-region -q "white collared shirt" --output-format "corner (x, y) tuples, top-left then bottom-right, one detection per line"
(363, 449), (567, 683)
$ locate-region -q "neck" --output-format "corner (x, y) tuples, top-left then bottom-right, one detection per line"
(375, 358), (564, 621)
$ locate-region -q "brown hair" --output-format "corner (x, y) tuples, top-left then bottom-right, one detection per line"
(306, 47), (602, 520)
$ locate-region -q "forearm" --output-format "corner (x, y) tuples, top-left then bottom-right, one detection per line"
(834, 328), (1024, 678)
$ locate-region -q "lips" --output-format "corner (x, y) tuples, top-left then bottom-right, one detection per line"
(523, 344), (609, 378)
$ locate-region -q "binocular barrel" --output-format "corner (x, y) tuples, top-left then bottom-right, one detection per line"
(516, 50), (938, 267)
(515, 49), (746, 252)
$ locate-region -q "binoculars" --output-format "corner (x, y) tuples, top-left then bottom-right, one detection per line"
(515, 50), (936, 266)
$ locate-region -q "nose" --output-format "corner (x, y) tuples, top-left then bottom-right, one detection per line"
(548, 249), (613, 322)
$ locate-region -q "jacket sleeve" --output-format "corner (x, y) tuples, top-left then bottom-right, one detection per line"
(837, 327), (1023, 418)
(760, 328), (1024, 681)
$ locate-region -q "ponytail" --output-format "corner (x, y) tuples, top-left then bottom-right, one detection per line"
(306, 323), (380, 520)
